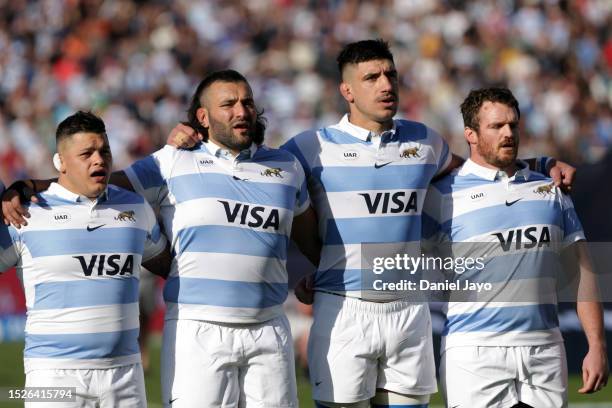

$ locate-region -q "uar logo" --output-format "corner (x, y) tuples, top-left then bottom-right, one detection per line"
(53, 212), (70, 223)
(471, 192), (485, 200)
(343, 150), (359, 160)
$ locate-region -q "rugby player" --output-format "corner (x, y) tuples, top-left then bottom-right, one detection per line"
(423, 87), (608, 407)
(0, 111), (170, 407)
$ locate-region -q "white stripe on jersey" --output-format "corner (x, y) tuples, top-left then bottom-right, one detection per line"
(25, 303), (140, 335)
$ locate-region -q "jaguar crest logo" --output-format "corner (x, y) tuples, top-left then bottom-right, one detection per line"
(534, 182), (555, 196)
(261, 168), (283, 178)
(400, 146), (420, 158)
(115, 210), (136, 222)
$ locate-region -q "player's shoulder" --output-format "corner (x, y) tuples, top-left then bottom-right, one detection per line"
(524, 171), (552, 184)
(106, 185), (146, 205)
(282, 129), (320, 151)
(256, 144), (299, 162)
(429, 167), (463, 194)
(395, 119), (439, 141)
(255, 145), (305, 176)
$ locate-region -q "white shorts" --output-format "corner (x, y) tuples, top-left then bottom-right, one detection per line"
(25, 363), (146, 408)
(441, 344), (568, 408)
(161, 315), (297, 408)
(308, 292), (436, 403)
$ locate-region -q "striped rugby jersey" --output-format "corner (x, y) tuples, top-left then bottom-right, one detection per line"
(125, 142), (310, 324)
(0, 183), (166, 371)
(423, 159), (585, 349)
(282, 114), (451, 300)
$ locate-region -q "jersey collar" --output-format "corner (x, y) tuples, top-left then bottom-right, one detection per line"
(459, 159), (531, 181)
(203, 139), (257, 161)
(336, 114), (397, 143)
(47, 182), (110, 203)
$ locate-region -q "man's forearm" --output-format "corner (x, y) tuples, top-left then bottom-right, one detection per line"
(575, 242), (607, 350)
(29, 178), (55, 193)
(578, 301), (607, 350)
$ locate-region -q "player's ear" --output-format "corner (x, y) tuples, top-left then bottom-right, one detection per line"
(52, 153), (66, 173)
(339, 82), (354, 103)
(464, 127), (478, 146)
(196, 107), (209, 129)
(59, 154), (66, 173)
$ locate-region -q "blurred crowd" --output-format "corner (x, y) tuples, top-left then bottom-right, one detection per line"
(0, 0), (610, 182)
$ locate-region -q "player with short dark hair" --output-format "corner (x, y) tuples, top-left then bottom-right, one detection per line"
(424, 87), (608, 407)
(282, 38), (450, 408)
(0, 110), (170, 407)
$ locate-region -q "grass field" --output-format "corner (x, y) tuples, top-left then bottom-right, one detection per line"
(0, 339), (610, 407)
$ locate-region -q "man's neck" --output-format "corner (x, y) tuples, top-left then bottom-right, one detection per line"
(207, 137), (254, 157)
(57, 179), (99, 202)
(347, 114), (393, 135)
(470, 157), (518, 178)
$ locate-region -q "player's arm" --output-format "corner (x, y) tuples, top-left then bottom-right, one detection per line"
(291, 206), (321, 305)
(523, 157), (576, 191)
(291, 206), (321, 268)
(141, 242), (172, 279)
(571, 241), (609, 393)
(2, 171), (135, 227)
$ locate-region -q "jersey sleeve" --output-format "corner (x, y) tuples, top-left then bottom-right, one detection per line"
(558, 190), (586, 247)
(141, 200), (168, 262)
(280, 130), (317, 180)
(0, 224), (21, 273)
(124, 146), (176, 210)
(426, 126), (452, 176)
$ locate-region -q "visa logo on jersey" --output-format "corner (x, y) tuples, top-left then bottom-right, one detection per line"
(218, 200), (280, 230)
(73, 254), (134, 276)
(492, 226), (551, 252)
(358, 191), (418, 214)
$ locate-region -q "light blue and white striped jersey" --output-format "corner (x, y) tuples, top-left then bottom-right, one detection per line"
(125, 142), (310, 324)
(282, 115), (451, 300)
(0, 183), (166, 372)
(423, 159), (585, 349)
